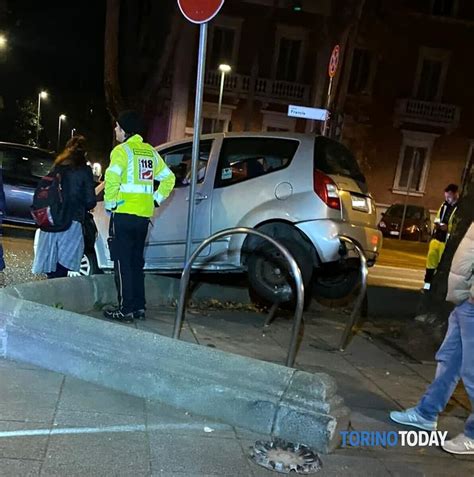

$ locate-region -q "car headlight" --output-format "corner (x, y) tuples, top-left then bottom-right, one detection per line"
(407, 225), (419, 233)
(379, 221), (386, 228)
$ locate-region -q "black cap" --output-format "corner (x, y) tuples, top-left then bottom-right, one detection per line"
(117, 110), (145, 136)
(445, 183), (459, 193)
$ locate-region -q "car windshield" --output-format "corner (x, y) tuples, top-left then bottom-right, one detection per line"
(385, 205), (424, 220)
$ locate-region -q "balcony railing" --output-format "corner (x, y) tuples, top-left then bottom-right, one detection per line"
(204, 71), (311, 104)
(395, 98), (461, 131)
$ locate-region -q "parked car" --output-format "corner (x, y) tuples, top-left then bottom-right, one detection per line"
(1, 142), (54, 225)
(378, 204), (431, 242)
(41, 133), (382, 303)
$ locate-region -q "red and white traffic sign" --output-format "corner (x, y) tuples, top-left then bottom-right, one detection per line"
(177, 0), (225, 24)
(328, 44), (340, 78)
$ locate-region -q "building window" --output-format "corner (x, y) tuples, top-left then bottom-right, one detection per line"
(272, 25), (307, 83)
(431, 0), (456, 17)
(209, 27), (235, 70)
(416, 59), (442, 101)
(208, 16), (242, 72)
(348, 49), (373, 95)
(393, 131), (437, 195)
(276, 38), (302, 82)
(413, 47), (450, 103)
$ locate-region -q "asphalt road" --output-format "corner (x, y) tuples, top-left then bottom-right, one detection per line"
(0, 225), (428, 290)
(0, 223), (39, 287)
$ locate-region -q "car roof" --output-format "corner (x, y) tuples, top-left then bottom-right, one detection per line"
(156, 132), (317, 150)
(0, 142), (54, 156)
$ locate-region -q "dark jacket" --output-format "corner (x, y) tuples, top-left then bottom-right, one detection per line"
(57, 164), (97, 224)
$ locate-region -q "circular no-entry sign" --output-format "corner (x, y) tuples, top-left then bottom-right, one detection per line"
(177, 0), (225, 24)
(328, 45), (340, 78)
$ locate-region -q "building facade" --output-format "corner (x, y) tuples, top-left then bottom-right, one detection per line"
(342, 0), (474, 218)
(158, 0), (473, 218)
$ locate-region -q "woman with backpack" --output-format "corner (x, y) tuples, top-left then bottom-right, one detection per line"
(32, 136), (97, 278)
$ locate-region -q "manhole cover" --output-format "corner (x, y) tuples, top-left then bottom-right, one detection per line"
(250, 439), (322, 474)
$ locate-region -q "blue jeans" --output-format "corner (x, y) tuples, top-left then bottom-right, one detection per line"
(417, 300), (474, 438)
(0, 216), (4, 271)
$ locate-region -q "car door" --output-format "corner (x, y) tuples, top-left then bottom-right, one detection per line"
(1, 146), (53, 224)
(144, 139), (216, 267)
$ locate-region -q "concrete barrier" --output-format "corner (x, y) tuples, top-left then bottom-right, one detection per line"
(0, 276), (349, 453)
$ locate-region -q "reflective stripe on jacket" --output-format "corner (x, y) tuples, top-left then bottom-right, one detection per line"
(104, 135), (175, 218)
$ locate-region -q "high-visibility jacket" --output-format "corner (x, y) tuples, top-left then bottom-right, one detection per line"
(104, 135), (175, 218)
(432, 201), (457, 242)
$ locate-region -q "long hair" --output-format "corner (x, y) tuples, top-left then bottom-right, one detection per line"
(54, 135), (87, 168)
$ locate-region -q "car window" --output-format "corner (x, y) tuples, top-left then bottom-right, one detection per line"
(215, 137), (299, 188)
(385, 204), (424, 219)
(159, 141), (212, 188)
(314, 136), (366, 184)
(0, 147), (53, 186)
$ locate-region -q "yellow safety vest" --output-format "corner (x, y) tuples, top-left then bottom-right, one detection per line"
(104, 135), (175, 218)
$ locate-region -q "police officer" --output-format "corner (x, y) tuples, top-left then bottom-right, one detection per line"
(103, 111), (175, 322)
(423, 183), (459, 291)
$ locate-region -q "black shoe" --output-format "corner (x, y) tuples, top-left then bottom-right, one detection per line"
(103, 308), (135, 323)
(133, 309), (146, 320)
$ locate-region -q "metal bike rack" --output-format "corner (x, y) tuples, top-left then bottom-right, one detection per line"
(172, 227), (305, 368)
(338, 236), (369, 351)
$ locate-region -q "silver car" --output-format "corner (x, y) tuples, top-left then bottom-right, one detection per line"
(87, 133), (382, 303)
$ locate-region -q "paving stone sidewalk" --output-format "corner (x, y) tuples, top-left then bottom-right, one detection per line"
(1, 305), (473, 476)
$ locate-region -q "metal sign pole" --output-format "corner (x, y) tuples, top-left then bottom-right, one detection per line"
(322, 77), (333, 136)
(184, 22), (208, 264)
(399, 150), (419, 241)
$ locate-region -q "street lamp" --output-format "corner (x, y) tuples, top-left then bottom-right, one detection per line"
(0, 34), (7, 50)
(216, 63), (231, 132)
(36, 90), (48, 145)
(57, 114), (66, 151)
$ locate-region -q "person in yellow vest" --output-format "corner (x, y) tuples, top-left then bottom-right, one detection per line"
(423, 184), (459, 291)
(103, 111), (175, 322)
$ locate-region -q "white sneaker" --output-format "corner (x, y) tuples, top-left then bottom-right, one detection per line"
(442, 433), (474, 455)
(389, 407), (437, 431)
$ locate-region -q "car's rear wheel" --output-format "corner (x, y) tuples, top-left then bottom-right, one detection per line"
(67, 251), (100, 277)
(312, 259), (361, 301)
(247, 239), (313, 307)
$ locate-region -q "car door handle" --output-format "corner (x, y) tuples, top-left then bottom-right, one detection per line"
(186, 193), (208, 202)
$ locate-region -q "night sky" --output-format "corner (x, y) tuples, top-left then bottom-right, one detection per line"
(0, 0), (110, 160)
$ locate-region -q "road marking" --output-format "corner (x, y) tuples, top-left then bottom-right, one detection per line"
(369, 275), (422, 284)
(374, 265), (424, 274)
(0, 422), (229, 438)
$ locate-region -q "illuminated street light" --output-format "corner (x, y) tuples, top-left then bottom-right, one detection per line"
(57, 114), (66, 151)
(216, 64), (231, 132)
(36, 91), (49, 145)
(0, 34), (7, 50)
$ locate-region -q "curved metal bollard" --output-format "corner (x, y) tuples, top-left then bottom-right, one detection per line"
(338, 236), (369, 351)
(172, 227), (305, 368)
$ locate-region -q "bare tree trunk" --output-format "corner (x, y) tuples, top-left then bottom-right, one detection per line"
(104, 0), (123, 119)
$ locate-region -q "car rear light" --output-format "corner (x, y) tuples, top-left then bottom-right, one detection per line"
(313, 170), (341, 210)
(371, 235), (380, 246)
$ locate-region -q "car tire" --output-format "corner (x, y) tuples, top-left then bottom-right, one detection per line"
(247, 238), (313, 307)
(67, 251), (100, 277)
(312, 260), (361, 301)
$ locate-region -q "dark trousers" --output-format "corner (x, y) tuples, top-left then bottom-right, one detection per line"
(112, 213), (149, 314)
(47, 263), (69, 279)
